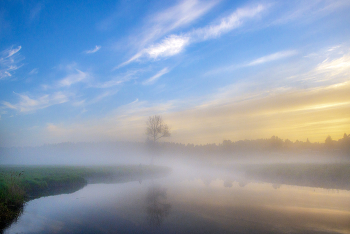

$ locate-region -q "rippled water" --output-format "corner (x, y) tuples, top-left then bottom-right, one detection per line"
(5, 166), (350, 234)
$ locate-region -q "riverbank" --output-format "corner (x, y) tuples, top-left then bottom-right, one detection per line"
(0, 165), (171, 231)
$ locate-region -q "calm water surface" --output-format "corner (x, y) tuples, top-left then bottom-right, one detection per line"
(5, 166), (350, 234)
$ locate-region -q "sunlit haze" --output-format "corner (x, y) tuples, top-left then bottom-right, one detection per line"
(1, 0), (350, 147)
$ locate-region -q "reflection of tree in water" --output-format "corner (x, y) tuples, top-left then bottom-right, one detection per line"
(146, 185), (171, 228)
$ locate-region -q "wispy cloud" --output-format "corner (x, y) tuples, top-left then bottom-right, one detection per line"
(95, 79), (124, 88)
(29, 68), (38, 75)
(143, 67), (169, 85)
(84, 45), (101, 54)
(114, 53), (143, 70)
(29, 3), (43, 21)
(146, 36), (189, 59)
(247, 50), (297, 66)
(7, 46), (21, 57)
(2, 92), (69, 112)
(152, 0), (218, 33)
(272, 0), (350, 25)
(206, 50), (297, 75)
(89, 90), (118, 104)
(58, 69), (88, 87)
(132, 0), (218, 49)
(118, 4), (266, 68)
(0, 46), (23, 79)
(113, 0), (214, 69)
(190, 4), (265, 41)
(94, 70), (138, 88)
(316, 55), (350, 72)
(292, 46), (350, 84)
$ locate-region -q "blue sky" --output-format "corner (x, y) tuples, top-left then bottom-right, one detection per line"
(1, 0), (350, 147)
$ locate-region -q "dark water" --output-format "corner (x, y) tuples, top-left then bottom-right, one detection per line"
(4, 166), (350, 234)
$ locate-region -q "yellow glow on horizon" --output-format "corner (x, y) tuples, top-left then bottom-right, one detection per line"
(167, 82), (350, 144)
(39, 79), (350, 146)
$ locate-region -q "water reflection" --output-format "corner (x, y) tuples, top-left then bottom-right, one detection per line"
(146, 184), (171, 228)
(4, 166), (350, 234)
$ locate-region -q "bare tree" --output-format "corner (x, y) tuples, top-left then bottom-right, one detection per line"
(146, 115), (170, 143)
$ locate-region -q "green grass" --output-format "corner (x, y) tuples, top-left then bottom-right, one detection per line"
(0, 164), (171, 230)
(0, 171), (26, 231)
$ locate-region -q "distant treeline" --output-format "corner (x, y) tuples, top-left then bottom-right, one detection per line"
(155, 133), (350, 161)
(0, 133), (349, 164)
(176, 133), (350, 154)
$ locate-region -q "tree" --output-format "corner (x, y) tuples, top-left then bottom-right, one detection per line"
(146, 115), (170, 143)
(325, 135), (333, 149)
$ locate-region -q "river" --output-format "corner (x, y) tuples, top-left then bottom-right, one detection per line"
(4, 165), (350, 234)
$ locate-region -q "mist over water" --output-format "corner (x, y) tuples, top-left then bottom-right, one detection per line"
(4, 160), (350, 234)
(1, 136), (350, 234)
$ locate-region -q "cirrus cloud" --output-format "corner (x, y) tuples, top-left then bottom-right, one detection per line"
(117, 4), (266, 68)
(0, 46), (23, 79)
(2, 92), (69, 113)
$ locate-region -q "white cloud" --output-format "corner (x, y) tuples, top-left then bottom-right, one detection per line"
(0, 46), (23, 79)
(316, 55), (350, 72)
(95, 70), (139, 88)
(134, 0), (218, 49)
(2, 92), (69, 112)
(115, 35), (189, 68)
(146, 35), (190, 59)
(272, 0), (350, 25)
(327, 45), (341, 52)
(247, 50), (297, 66)
(113, 53), (143, 70)
(143, 67), (169, 85)
(85, 45), (101, 54)
(2, 101), (16, 110)
(118, 4), (266, 67)
(29, 68), (38, 75)
(206, 50), (297, 75)
(294, 47), (350, 84)
(95, 79), (124, 88)
(7, 46), (22, 57)
(58, 69), (88, 87)
(151, 0), (217, 35)
(190, 4), (265, 41)
(89, 90), (118, 104)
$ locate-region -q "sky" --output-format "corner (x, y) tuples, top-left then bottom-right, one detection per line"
(0, 0), (350, 147)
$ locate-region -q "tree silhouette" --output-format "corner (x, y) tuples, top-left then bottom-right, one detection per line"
(146, 115), (170, 143)
(325, 135), (333, 148)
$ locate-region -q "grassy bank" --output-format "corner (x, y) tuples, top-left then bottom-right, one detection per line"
(0, 165), (171, 231)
